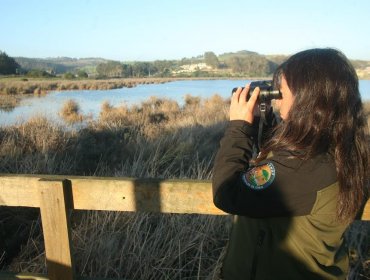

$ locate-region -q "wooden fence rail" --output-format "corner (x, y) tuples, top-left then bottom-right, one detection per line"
(0, 174), (369, 280)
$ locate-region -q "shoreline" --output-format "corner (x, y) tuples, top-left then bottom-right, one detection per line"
(0, 77), (181, 96)
(0, 77), (190, 109)
(0, 76), (270, 96)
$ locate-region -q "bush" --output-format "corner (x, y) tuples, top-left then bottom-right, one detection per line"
(77, 70), (88, 78)
(63, 72), (76, 79)
(59, 99), (84, 124)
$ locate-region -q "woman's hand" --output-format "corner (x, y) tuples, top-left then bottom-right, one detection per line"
(230, 84), (260, 124)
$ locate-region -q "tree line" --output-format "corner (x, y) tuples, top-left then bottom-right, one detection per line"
(3, 50), (369, 79)
(1, 50), (282, 78)
(96, 60), (177, 78)
(95, 52), (280, 78)
(0, 51), (20, 75)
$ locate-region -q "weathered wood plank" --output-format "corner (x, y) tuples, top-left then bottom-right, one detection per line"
(38, 179), (75, 280)
(0, 174), (368, 219)
(0, 175), (225, 215)
(69, 177), (225, 215)
(0, 175), (40, 207)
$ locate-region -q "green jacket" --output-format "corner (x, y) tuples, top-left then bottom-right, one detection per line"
(212, 120), (351, 280)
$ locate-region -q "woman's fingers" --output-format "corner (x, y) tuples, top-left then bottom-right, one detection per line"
(248, 86), (260, 105)
(230, 84), (260, 123)
(231, 87), (243, 103)
(240, 86), (249, 103)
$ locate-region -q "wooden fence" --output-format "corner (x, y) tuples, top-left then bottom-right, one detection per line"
(0, 174), (369, 280)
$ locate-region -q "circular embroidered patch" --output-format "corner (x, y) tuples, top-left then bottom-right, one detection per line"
(242, 162), (276, 190)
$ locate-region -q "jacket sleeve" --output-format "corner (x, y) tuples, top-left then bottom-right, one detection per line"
(212, 120), (259, 215)
(212, 119), (338, 218)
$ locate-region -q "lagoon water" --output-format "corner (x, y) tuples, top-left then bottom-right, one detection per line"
(1, 79), (370, 126)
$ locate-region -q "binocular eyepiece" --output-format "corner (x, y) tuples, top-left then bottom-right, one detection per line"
(232, 80), (282, 102)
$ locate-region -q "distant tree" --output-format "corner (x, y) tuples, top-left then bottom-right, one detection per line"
(204, 52), (220, 68)
(96, 61), (124, 78)
(63, 72), (75, 79)
(228, 57), (243, 73)
(153, 60), (176, 76)
(161, 68), (171, 77)
(180, 57), (191, 65)
(77, 69), (88, 78)
(96, 63), (106, 77)
(226, 54), (275, 76)
(0, 51), (20, 75)
(132, 62), (153, 77)
(121, 64), (133, 78)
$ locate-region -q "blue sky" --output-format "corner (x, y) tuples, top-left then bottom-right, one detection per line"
(1, 0), (370, 61)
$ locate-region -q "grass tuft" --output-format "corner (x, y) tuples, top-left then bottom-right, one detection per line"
(59, 99), (85, 124)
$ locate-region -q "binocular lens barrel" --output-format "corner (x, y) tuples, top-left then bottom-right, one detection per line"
(231, 80), (282, 101)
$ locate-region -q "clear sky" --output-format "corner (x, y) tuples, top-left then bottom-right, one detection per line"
(1, 0), (370, 61)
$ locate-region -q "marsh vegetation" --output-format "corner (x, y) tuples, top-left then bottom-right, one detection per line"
(0, 77), (176, 97)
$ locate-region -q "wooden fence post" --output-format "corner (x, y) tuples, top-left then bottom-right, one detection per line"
(38, 179), (75, 280)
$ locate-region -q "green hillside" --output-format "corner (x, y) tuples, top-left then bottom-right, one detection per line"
(14, 57), (109, 75)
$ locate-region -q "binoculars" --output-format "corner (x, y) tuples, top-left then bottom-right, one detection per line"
(232, 80), (282, 102)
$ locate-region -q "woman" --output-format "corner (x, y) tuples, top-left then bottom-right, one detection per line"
(212, 48), (369, 279)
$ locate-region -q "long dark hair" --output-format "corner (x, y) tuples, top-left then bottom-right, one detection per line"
(263, 48), (369, 221)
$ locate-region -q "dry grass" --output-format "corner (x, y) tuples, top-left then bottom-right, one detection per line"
(0, 95), (22, 112)
(11, 212), (231, 279)
(0, 98), (369, 279)
(59, 99), (85, 124)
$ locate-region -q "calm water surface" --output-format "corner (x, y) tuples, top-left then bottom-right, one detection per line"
(1, 79), (370, 126)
